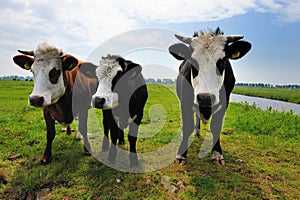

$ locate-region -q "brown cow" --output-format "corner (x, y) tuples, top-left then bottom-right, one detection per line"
(13, 42), (98, 165)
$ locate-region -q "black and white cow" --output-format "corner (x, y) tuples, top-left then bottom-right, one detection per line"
(169, 28), (251, 165)
(81, 55), (148, 167)
(13, 43), (98, 164)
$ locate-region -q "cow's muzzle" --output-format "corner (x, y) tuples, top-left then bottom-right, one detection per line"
(92, 96), (105, 109)
(29, 96), (45, 107)
(197, 93), (216, 107)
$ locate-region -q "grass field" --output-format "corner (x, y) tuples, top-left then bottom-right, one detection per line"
(233, 86), (300, 104)
(0, 80), (300, 199)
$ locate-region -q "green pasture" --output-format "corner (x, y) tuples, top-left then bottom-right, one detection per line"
(0, 80), (299, 199)
(233, 86), (300, 104)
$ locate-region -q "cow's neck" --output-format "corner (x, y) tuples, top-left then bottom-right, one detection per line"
(46, 70), (75, 125)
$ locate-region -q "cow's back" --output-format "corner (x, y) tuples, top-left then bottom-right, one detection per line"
(67, 63), (98, 115)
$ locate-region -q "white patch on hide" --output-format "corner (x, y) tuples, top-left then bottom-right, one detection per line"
(190, 31), (227, 106)
(93, 56), (122, 109)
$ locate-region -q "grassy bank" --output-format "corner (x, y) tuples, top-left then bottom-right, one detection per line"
(0, 80), (299, 199)
(233, 86), (300, 104)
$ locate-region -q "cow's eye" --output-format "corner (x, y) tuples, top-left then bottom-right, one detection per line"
(192, 66), (198, 78)
(49, 68), (61, 84)
(216, 59), (225, 76)
(111, 71), (123, 91)
(36, 59), (45, 62)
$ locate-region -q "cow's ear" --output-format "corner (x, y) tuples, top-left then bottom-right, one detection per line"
(78, 62), (98, 79)
(168, 43), (191, 60)
(225, 41), (251, 60)
(62, 55), (78, 71)
(125, 61), (142, 79)
(13, 55), (34, 70)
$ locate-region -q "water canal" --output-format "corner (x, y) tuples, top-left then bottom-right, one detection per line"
(230, 94), (300, 116)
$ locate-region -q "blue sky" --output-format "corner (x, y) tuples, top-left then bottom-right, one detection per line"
(1, 0), (300, 85)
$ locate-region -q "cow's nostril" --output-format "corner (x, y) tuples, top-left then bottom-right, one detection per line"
(93, 97), (105, 109)
(197, 93), (215, 107)
(29, 96), (44, 107)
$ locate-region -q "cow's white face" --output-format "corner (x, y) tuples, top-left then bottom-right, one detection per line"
(30, 48), (65, 106)
(169, 28), (251, 108)
(92, 57), (122, 109)
(13, 42), (78, 107)
(189, 32), (227, 106)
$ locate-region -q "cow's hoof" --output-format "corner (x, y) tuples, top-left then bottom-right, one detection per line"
(83, 146), (92, 156)
(62, 126), (74, 135)
(212, 159), (225, 166)
(84, 150), (92, 156)
(40, 160), (48, 165)
(220, 159), (225, 165)
(175, 159), (187, 165)
(175, 156), (187, 165)
(212, 159), (220, 166)
(40, 157), (51, 165)
(85, 151), (92, 156)
(180, 159), (186, 165)
(211, 151), (225, 166)
(129, 154), (139, 167)
(76, 132), (83, 140)
(118, 140), (125, 145)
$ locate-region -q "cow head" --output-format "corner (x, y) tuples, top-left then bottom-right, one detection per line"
(169, 27), (251, 107)
(13, 43), (78, 107)
(80, 55), (142, 109)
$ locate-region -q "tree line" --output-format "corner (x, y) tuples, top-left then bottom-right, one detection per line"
(0, 75), (33, 81)
(1, 75), (299, 89)
(235, 82), (300, 89)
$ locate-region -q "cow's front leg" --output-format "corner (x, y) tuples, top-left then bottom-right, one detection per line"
(79, 110), (92, 156)
(108, 123), (119, 164)
(212, 141), (225, 166)
(118, 128), (125, 145)
(194, 114), (201, 138)
(176, 105), (194, 165)
(118, 120), (127, 145)
(176, 124), (193, 165)
(128, 123), (140, 167)
(102, 110), (111, 152)
(102, 125), (110, 152)
(42, 108), (56, 165)
(210, 110), (225, 165)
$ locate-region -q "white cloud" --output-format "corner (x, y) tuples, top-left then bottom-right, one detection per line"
(251, 0), (300, 23)
(115, 0), (256, 23)
(277, 0), (300, 23)
(255, 0), (282, 12)
(53, 1), (137, 45)
(1, 0), (300, 77)
(0, 0), (138, 76)
(115, 0), (300, 24)
(2, 0), (299, 51)
(1, 0), (137, 49)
